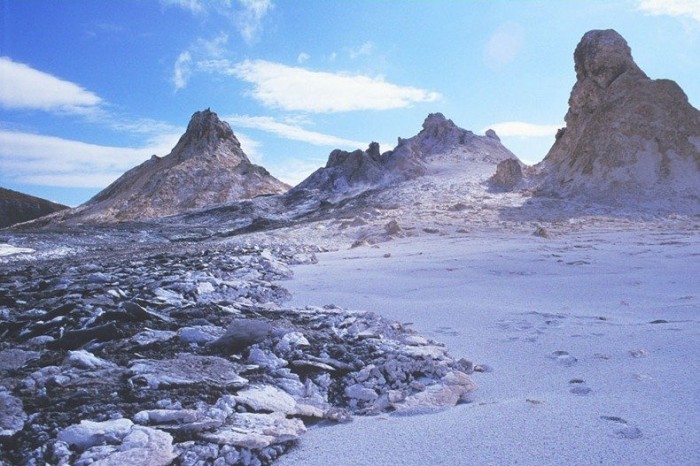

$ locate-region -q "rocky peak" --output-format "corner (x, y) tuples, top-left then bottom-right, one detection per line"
(367, 141), (381, 158)
(567, 29), (648, 121)
(574, 29), (645, 88)
(170, 109), (247, 164)
(295, 113), (517, 199)
(422, 112), (454, 132)
(54, 109), (289, 223)
(400, 113), (476, 153)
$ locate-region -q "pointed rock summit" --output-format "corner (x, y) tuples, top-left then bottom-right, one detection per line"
(538, 29), (700, 202)
(294, 113), (516, 197)
(69, 109), (289, 222)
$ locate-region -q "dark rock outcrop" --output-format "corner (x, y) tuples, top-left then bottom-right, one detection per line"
(537, 29), (700, 202)
(59, 109), (289, 223)
(0, 188), (67, 228)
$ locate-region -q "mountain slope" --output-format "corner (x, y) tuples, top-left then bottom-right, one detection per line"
(0, 187), (68, 228)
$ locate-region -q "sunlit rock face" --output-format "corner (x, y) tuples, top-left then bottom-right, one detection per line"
(537, 29), (700, 202)
(68, 109), (290, 222)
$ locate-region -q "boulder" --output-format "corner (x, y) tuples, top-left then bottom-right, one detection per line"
(490, 158), (523, 190)
(0, 390), (26, 436)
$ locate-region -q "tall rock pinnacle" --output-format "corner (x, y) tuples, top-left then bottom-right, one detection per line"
(539, 29), (700, 202)
(69, 109), (289, 222)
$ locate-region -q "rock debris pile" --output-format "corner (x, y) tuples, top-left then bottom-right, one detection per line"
(0, 241), (475, 465)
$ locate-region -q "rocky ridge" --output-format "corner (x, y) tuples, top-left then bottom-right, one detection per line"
(536, 29), (700, 203)
(0, 236), (476, 465)
(53, 109), (289, 224)
(293, 113), (518, 199)
(0, 188), (67, 229)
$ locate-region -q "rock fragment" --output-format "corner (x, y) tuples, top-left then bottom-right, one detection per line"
(0, 389), (26, 436)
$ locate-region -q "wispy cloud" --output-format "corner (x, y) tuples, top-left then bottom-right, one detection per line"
(637, 0), (700, 21)
(484, 121), (562, 138)
(237, 0), (273, 44)
(0, 130), (180, 189)
(348, 41), (375, 59)
(0, 56), (102, 114)
(297, 52), (310, 64)
(225, 114), (367, 147)
(161, 0), (273, 44)
(160, 0), (210, 15)
(229, 59), (441, 112)
(483, 22), (526, 70)
(172, 33), (229, 90)
(173, 52), (193, 90)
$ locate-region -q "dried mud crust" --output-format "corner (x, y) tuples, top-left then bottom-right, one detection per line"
(0, 238), (475, 465)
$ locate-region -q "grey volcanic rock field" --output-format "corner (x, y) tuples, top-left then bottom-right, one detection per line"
(0, 232), (475, 465)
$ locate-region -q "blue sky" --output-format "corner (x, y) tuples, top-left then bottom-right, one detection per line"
(1, 0), (699, 206)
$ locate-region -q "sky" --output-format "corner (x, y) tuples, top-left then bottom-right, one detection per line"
(1, 0), (699, 206)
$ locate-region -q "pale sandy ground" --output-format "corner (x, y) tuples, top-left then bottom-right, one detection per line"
(278, 226), (699, 466)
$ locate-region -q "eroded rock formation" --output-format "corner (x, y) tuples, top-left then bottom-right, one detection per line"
(538, 29), (700, 202)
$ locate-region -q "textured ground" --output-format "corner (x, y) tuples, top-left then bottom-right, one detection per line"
(279, 223), (700, 466)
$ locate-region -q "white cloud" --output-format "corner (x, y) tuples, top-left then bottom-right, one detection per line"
(0, 56), (102, 113)
(637, 0), (700, 21)
(0, 130), (179, 189)
(348, 41), (375, 59)
(237, 0), (273, 44)
(230, 59), (441, 112)
(484, 121), (562, 138)
(297, 52), (310, 64)
(484, 22), (526, 70)
(226, 114), (367, 148)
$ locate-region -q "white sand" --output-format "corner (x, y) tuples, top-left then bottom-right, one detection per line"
(278, 227), (699, 465)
